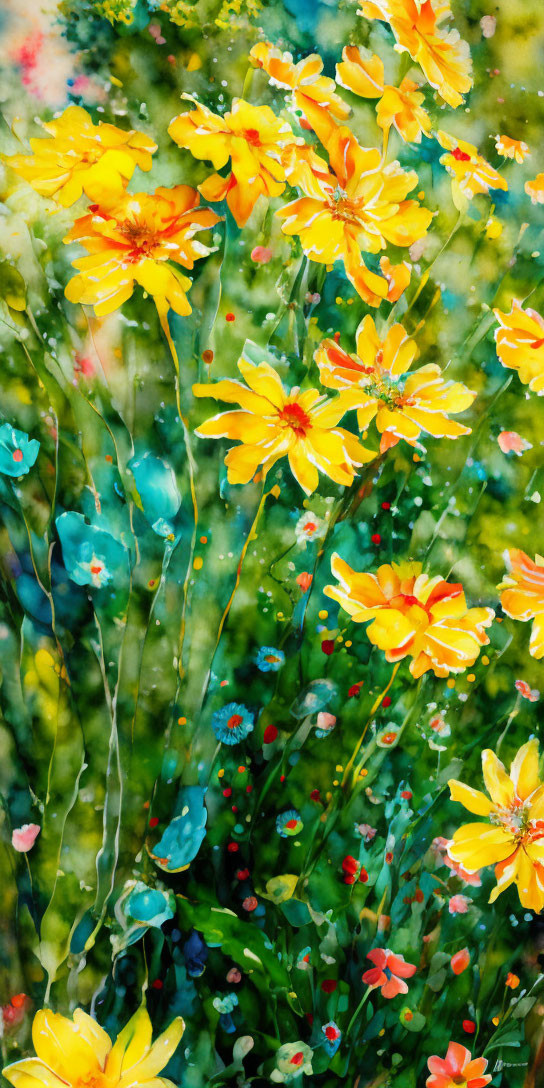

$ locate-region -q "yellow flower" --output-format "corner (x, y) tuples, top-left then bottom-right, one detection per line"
(448, 739), (544, 911)
(2, 1006), (184, 1088)
(437, 130), (507, 204)
(358, 0), (472, 108)
(495, 135), (530, 163)
(336, 48), (431, 144)
(64, 185), (220, 318)
(493, 300), (544, 393)
(4, 106), (156, 208)
(314, 315), (475, 453)
(168, 97), (295, 227)
(276, 114), (431, 306)
(525, 174), (544, 205)
(499, 549), (544, 659)
(192, 356), (375, 494)
(379, 256), (411, 302)
(324, 556), (494, 677)
(249, 41), (350, 123)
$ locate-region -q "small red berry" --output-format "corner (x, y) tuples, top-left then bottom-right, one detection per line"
(149, 816), (159, 829)
(371, 533), (381, 544)
(381, 502), (391, 510)
(462, 1019), (476, 1034)
(227, 842), (239, 853)
(321, 979), (337, 993)
(382, 695), (392, 708)
(321, 639), (335, 655)
(263, 724), (278, 744)
(225, 312), (235, 322)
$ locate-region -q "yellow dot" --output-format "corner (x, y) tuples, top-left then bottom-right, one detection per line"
(193, 556), (203, 570)
(178, 716), (186, 725)
(347, 298), (354, 305)
(218, 768), (225, 778)
(467, 673), (475, 683)
(482, 655), (489, 665)
(492, 1016), (500, 1026)
(345, 640), (352, 648)
(333, 779), (339, 786)
(199, 535), (208, 544)
(277, 611), (284, 619)
(418, 190), (425, 199)
(318, 609), (328, 619)
(378, 1028), (385, 1037)
(336, 635), (343, 643)
(335, 296), (343, 305)
(360, 768), (368, 778)
(335, 764), (343, 772)
(413, 453), (421, 462)
(446, 678), (455, 689)
(325, 791), (332, 801)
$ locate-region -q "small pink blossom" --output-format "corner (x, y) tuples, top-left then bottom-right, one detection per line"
(355, 823), (377, 842)
(498, 431), (532, 455)
(251, 246), (272, 264)
(11, 824), (40, 852)
(227, 968), (242, 983)
(362, 948), (416, 998)
(316, 711), (336, 732)
(449, 894), (471, 915)
(515, 679), (539, 702)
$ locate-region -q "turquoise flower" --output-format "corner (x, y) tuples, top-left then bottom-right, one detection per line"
(124, 882), (175, 928)
(212, 702), (254, 745)
(56, 512), (129, 589)
(276, 810), (303, 838)
(321, 1021), (341, 1057)
(150, 786), (207, 872)
(213, 992), (238, 1014)
(129, 452), (181, 537)
(0, 423), (39, 477)
(255, 645), (285, 672)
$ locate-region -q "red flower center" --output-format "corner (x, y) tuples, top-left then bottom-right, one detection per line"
(290, 1053), (304, 1066)
(279, 401), (311, 435)
(244, 128), (261, 146)
(452, 147), (471, 162)
(227, 714), (243, 730)
(12, 449), (24, 463)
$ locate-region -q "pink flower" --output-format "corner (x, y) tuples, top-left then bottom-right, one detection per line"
(498, 431), (532, 455)
(355, 823), (377, 842)
(426, 1041), (491, 1088)
(251, 245), (272, 264)
(296, 571), (313, 592)
(316, 711), (336, 733)
(448, 894), (471, 915)
(11, 824), (40, 853)
(362, 948), (416, 999)
(515, 679), (539, 701)
(227, 968), (242, 983)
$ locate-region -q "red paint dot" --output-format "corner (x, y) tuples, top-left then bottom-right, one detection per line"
(359, 867), (369, 882)
(231, 805), (238, 812)
(149, 816), (159, 829)
(401, 790), (412, 799)
(236, 868), (250, 879)
(385, 851), (393, 864)
(382, 695), (392, 708)
(463, 1019), (476, 1034)
(227, 842), (239, 853)
(263, 724), (278, 744)
(310, 789), (321, 802)
(348, 683), (363, 697)
(11, 994), (26, 1008)
(225, 312), (235, 322)
(415, 888), (424, 903)
(381, 502), (390, 510)
(12, 449), (24, 463)
(280, 774), (286, 782)
(321, 979), (337, 993)
(321, 639), (335, 655)
(223, 788), (232, 798)
(246, 784), (253, 793)
(371, 533), (381, 544)
(152, 979), (163, 989)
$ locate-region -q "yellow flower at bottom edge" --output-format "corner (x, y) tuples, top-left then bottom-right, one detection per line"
(2, 1006), (184, 1088)
(4, 105), (156, 208)
(448, 739), (544, 912)
(192, 357), (375, 495)
(64, 186), (220, 318)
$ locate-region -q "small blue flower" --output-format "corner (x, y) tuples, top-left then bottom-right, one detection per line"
(255, 645), (285, 672)
(276, 809), (303, 838)
(321, 1021), (342, 1057)
(124, 882), (174, 928)
(56, 511), (128, 589)
(183, 929), (208, 977)
(212, 702), (254, 745)
(213, 992), (239, 1014)
(0, 423), (39, 477)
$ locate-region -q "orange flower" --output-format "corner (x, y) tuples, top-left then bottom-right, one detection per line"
(192, 356), (375, 494)
(314, 315), (475, 453)
(495, 134), (530, 163)
(64, 186), (220, 318)
(437, 130), (507, 204)
(249, 41), (350, 123)
(525, 173), (544, 205)
(3, 105), (156, 207)
(499, 549), (544, 659)
(168, 97), (295, 227)
(336, 48), (431, 144)
(493, 300), (544, 393)
(358, 0), (472, 108)
(277, 115), (431, 306)
(324, 556), (494, 677)
(426, 1041), (491, 1088)
(379, 256), (411, 302)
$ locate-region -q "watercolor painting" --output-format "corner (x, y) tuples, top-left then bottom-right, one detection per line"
(1, 0), (544, 1085)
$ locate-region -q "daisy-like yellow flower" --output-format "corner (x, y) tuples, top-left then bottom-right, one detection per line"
(314, 315), (475, 453)
(499, 549), (544, 659)
(192, 356), (375, 494)
(525, 174), (544, 205)
(324, 556), (494, 677)
(437, 130), (507, 204)
(4, 105), (156, 208)
(495, 135), (530, 164)
(336, 48), (431, 144)
(168, 97), (295, 227)
(2, 1005), (184, 1088)
(63, 186), (220, 319)
(493, 300), (544, 393)
(249, 41), (350, 123)
(358, 0), (472, 109)
(276, 115), (431, 306)
(448, 739), (544, 911)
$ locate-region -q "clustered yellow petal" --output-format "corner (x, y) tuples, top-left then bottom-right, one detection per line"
(336, 47), (432, 144)
(249, 41), (350, 123)
(499, 549), (544, 659)
(324, 556), (494, 677)
(436, 130), (507, 205)
(494, 300), (544, 393)
(2, 1006), (184, 1088)
(495, 134), (530, 163)
(448, 740), (544, 912)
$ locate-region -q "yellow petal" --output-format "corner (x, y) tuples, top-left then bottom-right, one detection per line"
(2, 1060), (69, 1088)
(448, 779), (493, 817)
(32, 1011), (100, 1082)
(105, 1008), (153, 1082)
(510, 738), (541, 801)
(448, 823), (514, 871)
(481, 749), (515, 808)
(117, 1018), (185, 1087)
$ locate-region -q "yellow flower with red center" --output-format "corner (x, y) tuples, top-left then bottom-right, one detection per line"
(495, 134), (530, 163)
(4, 105), (156, 208)
(324, 557), (494, 677)
(63, 186), (220, 319)
(336, 48), (431, 144)
(358, 0), (472, 108)
(276, 116), (431, 306)
(525, 173), (544, 205)
(168, 97), (295, 227)
(437, 130), (507, 204)
(448, 739), (544, 911)
(494, 300), (544, 393)
(192, 356), (375, 494)
(2, 1006), (184, 1088)
(499, 549), (544, 659)
(314, 315), (475, 453)
(249, 41), (350, 123)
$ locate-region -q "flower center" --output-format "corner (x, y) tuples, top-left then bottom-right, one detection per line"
(327, 188), (363, 226)
(227, 714), (243, 730)
(120, 218), (158, 261)
(75, 1072), (108, 1088)
(452, 147), (471, 162)
(279, 401), (311, 435)
(244, 127), (261, 146)
(290, 1052), (304, 1066)
(12, 449), (24, 463)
